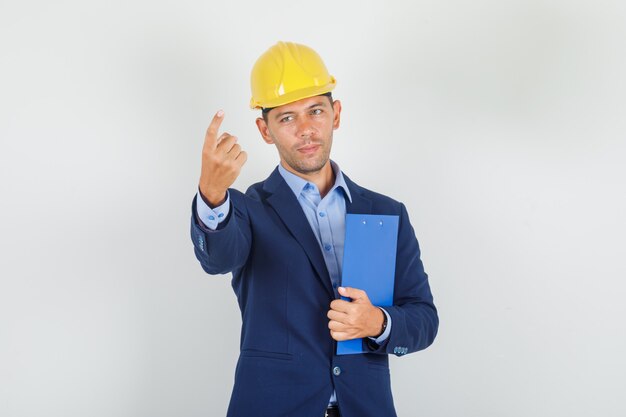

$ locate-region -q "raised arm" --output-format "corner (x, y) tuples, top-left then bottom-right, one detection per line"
(190, 111), (251, 275)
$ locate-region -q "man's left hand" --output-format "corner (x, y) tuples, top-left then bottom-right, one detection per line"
(327, 287), (384, 341)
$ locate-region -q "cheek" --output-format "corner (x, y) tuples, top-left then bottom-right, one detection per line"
(271, 133), (296, 150)
(317, 117), (335, 131)
(271, 123), (296, 138)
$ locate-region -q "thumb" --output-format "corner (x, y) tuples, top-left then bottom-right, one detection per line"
(338, 286), (369, 303)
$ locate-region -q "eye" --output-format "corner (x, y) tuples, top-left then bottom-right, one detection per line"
(311, 108), (323, 115)
(280, 115), (294, 123)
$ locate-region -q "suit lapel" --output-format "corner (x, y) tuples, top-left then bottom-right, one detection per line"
(343, 174), (373, 215)
(264, 169), (334, 296)
(263, 169), (375, 297)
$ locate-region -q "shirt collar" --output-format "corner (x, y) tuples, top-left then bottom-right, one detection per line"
(278, 160), (352, 203)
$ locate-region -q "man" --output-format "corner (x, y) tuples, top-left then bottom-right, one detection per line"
(190, 41), (438, 417)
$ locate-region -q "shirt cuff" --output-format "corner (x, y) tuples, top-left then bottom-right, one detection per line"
(368, 307), (392, 345)
(196, 190), (230, 230)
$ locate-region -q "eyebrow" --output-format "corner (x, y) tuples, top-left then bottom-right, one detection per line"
(273, 101), (328, 120)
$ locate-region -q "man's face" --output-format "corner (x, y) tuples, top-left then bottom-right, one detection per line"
(256, 95), (342, 175)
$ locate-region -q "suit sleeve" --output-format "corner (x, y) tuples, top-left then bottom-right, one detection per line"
(365, 202), (439, 356)
(189, 190), (252, 275)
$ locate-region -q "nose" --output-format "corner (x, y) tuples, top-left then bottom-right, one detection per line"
(296, 117), (316, 139)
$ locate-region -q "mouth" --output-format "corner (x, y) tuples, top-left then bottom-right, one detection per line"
(297, 144), (321, 154)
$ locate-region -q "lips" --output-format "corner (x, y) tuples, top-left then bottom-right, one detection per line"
(297, 144), (320, 154)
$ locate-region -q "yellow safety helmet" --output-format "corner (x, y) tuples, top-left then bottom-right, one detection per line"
(249, 41), (337, 109)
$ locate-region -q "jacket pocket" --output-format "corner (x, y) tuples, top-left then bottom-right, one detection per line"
(240, 349), (293, 361)
(366, 354), (390, 371)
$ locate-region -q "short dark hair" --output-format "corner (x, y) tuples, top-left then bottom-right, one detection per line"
(261, 92), (333, 123)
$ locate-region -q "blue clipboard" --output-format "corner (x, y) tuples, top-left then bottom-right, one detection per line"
(337, 214), (399, 355)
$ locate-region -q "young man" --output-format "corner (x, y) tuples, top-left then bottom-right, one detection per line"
(190, 41), (438, 417)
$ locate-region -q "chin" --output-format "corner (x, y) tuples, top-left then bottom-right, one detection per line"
(305, 157), (330, 171)
(292, 159), (328, 175)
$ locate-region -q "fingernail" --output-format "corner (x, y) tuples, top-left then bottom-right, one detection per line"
(338, 287), (345, 292)
(217, 110), (224, 117)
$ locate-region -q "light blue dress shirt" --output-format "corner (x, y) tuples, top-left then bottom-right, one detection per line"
(196, 160), (392, 405)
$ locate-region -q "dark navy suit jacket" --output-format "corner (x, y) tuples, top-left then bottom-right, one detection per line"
(190, 168), (438, 417)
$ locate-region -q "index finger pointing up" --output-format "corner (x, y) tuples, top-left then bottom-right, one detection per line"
(204, 110), (225, 148)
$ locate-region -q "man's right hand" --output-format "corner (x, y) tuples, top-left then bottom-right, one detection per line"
(199, 110), (248, 207)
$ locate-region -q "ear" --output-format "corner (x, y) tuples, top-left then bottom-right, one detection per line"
(255, 117), (274, 144)
(332, 99), (342, 130)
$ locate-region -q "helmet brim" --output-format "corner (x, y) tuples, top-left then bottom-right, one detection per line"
(249, 78), (336, 110)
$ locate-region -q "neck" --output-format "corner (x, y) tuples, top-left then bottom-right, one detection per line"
(281, 160), (335, 198)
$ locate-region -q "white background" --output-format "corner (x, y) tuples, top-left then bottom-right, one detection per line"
(1, 1), (625, 416)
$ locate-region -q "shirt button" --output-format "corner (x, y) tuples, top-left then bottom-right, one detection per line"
(319, 212), (326, 217)
(217, 213), (224, 218)
(208, 215), (215, 221)
(324, 244), (332, 252)
(332, 366), (341, 376)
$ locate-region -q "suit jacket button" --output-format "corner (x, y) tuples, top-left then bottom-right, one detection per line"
(332, 366), (341, 376)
